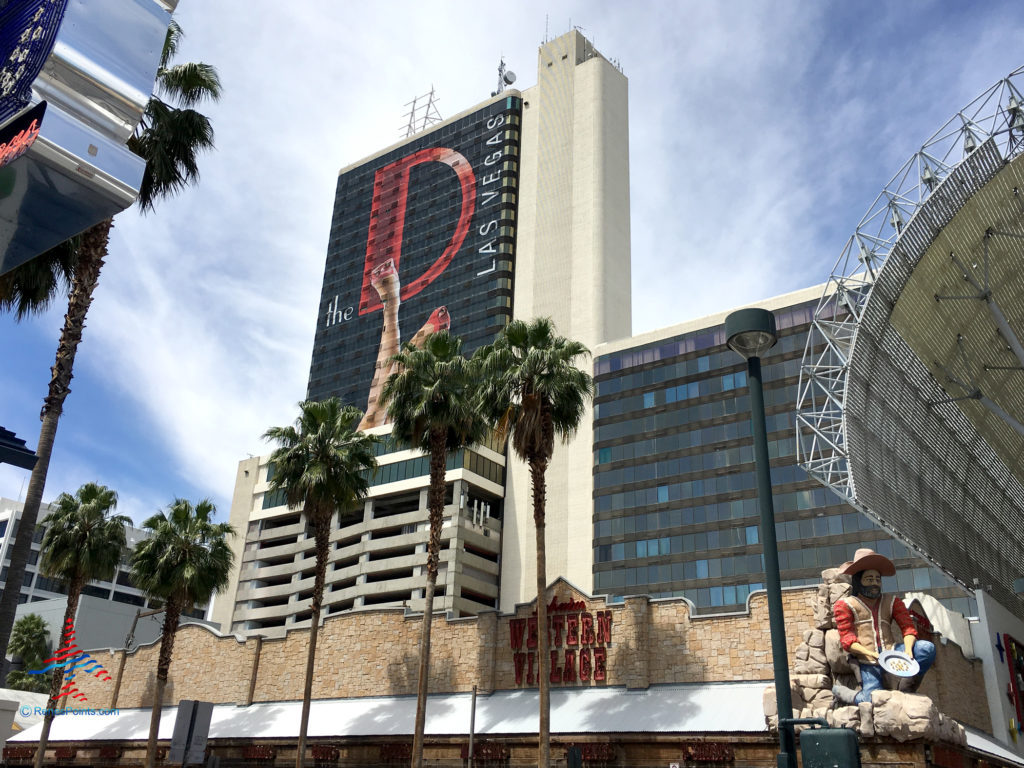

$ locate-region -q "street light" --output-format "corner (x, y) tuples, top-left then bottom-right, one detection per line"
(725, 308), (796, 768)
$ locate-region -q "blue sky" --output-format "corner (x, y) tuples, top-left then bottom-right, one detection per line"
(2, 0), (1023, 523)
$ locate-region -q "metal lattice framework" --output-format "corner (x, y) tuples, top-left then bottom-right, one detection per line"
(797, 67), (1024, 609)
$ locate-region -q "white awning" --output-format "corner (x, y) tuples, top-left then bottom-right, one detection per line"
(9, 682), (770, 742)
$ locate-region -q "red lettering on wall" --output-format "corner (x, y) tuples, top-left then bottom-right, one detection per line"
(580, 649), (592, 681)
(527, 650), (535, 685)
(594, 647), (607, 681)
(310, 746), (339, 762)
(581, 612), (595, 645)
(566, 614), (579, 646)
(461, 743), (510, 761)
(510, 618), (526, 650)
(548, 596), (586, 612)
(527, 616), (538, 649)
(242, 746), (276, 761)
(358, 148), (476, 315)
(596, 611), (612, 644)
(563, 650), (577, 682)
(551, 614), (564, 647)
(580, 744), (616, 761)
(682, 743), (735, 762)
(514, 652), (526, 686)
(550, 650), (562, 684)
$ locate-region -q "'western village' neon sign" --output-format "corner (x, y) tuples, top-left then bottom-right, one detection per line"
(509, 596), (613, 687)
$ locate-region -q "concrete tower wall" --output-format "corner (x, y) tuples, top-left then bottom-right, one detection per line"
(501, 30), (631, 610)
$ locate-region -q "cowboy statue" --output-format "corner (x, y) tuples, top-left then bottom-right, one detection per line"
(831, 548), (936, 705)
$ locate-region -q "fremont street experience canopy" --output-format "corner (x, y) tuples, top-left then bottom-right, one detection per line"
(798, 68), (1024, 616)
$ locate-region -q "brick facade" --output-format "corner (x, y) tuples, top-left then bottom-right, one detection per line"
(71, 579), (988, 735)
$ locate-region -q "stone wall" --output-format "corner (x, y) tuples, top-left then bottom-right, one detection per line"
(72, 578), (983, 730)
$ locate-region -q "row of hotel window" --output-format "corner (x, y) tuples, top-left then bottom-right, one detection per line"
(596, 357), (806, 420)
(594, 333), (806, 400)
(595, 525), (760, 563)
(593, 384), (798, 443)
(594, 552), (766, 589)
(598, 567), (949, 610)
(593, 540), (947, 606)
(593, 487), (839, 539)
(593, 462), (807, 513)
(594, 411), (793, 466)
(263, 450), (504, 509)
(593, 437), (796, 490)
(593, 304), (817, 376)
(599, 579), (766, 610)
(595, 370), (748, 420)
(594, 511), (891, 564)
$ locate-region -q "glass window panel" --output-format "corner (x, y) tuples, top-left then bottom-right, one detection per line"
(746, 525), (759, 545)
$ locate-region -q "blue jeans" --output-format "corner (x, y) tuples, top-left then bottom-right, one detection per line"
(856, 640), (936, 703)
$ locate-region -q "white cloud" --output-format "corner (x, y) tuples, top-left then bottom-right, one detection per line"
(5, 0), (1024, 519)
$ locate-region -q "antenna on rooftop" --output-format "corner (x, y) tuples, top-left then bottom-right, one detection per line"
(492, 57), (516, 97)
(400, 86), (443, 139)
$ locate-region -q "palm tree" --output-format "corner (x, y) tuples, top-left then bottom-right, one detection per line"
(475, 318), (593, 768)
(131, 499), (234, 768)
(0, 19), (220, 667)
(379, 333), (488, 768)
(33, 482), (128, 768)
(263, 399), (379, 768)
(6, 613), (52, 693)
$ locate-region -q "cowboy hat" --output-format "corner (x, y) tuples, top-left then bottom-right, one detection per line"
(838, 548), (896, 577)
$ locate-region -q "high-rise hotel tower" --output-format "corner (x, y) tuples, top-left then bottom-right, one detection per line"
(213, 30), (631, 635)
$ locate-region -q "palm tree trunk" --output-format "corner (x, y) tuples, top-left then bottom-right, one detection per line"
(297, 509), (331, 768)
(33, 577), (83, 768)
(411, 430), (447, 768)
(0, 219), (112, 669)
(145, 599), (181, 768)
(529, 455), (550, 768)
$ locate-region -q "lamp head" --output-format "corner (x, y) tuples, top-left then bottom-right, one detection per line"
(725, 307), (778, 359)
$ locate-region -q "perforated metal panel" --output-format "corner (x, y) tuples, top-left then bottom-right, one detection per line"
(798, 70), (1024, 617)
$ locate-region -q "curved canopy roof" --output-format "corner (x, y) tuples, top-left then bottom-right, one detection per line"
(799, 69), (1024, 615)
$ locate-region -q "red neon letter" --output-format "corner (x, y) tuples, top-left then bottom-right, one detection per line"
(358, 148), (477, 315)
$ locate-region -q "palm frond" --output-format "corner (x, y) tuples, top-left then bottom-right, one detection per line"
(40, 482), (127, 585)
(130, 498), (236, 610)
(131, 103), (215, 211)
(264, 398), (379, 524)
(0, 236), (78, 319)
(158, 62), (222, 108)
(160, 20), (182, 69)
(474, 317), (593, 464)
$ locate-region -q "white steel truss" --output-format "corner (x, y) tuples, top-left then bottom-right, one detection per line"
(797, 67), (1024, 601)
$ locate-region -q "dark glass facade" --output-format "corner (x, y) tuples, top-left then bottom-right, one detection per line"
(592, 300), (975, 616)
(308, 96), (522, 408)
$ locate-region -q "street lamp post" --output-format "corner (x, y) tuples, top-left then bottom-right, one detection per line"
(725, 307), (796, 768)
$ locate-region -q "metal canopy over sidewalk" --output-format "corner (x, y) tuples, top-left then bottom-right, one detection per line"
(799, 69), (1024, 615)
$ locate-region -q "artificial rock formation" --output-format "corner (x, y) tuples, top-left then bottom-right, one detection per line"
(764, 568), (967, 745)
